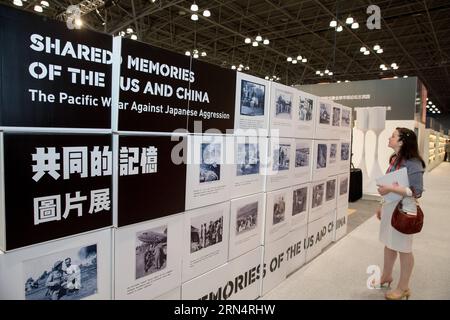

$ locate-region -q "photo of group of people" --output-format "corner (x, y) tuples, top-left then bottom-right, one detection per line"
(236, 143), (260, 176)
(341, 109), (351, 127)
(317, 144), (327, 169)
(190, 212), (223, 253)
(240, 80), (265, 116)
(274, 89), (292, 119)
(295, 147), (310, 167)
(330, 144), (337, 164)
(319, 102), (331, 124)
(341, 143), (350, 161)
(236, 202), (258, 235)
(200, 143), (221, 183)
(299, 97), (313, 121)
(24, 245), (97, 300)
(326, 180), (336, 202)
(273, 195), (286, 225)
(273, 144), (290, 171)
(135, 226), (167, 280)
(340, 178), (349, 196)
(332, 107), (341, 127)
(312, 184), (325, 208)
(293, 187), (308, 216)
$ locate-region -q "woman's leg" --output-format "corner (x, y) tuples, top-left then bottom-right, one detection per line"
(398, 252), (414, 290)
(382, 246), (397, 281)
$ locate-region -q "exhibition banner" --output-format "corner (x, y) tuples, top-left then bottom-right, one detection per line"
(118, 38), (235, 133)
(117, 135), (186, 227)
(0, 5), (112, 129)
(2, 133), (112, 250)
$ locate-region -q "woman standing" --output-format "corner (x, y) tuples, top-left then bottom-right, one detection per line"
(375, 127), (425, 300)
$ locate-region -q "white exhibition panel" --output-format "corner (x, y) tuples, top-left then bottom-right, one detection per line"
(305, 218), (326, 263)
(327, 140), (339, 175)
(286, 224), (307, 276)
(154, 287), (181, 300)
(338, 140), (351, 174)
(314, 99), (333, 139)
(231, 136), (267, 199)
(294, 90), (317, 139)
(291, 183), (310, 230)
(293, 139), (313, 183)
(334, 205), (348, 242)
(181, 246), (263, 300)
(352, 120), (416, 195)
(337, 173), (350, 207)
(269, 82), (296, 138)
(229, 193), (265, 260)
(309, 180), (326, 222)
(0, 228), (112, 300)
(185, 134), (232, 210)
(264, 187), (293, 244)
(234, 72), (271, 131)
(261, 234), (288, 296)
(321, 211), (336, 249)
(114, 214), (183, 300)
(323, 176), (337, 213)
(330, 103), (342, 138)
(265, 137), (295, 191)
(182, 201), (230, 282)
(312, 140), (329, 181)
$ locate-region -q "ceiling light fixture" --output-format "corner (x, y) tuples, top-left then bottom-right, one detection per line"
(297, 55), (302, 60)
(231, 65), (236, 70)
(364, 50), (370, 55)
(292, 60), (298, 64)
(324, 69), (330, 74)
(287, 57), (292, 62)
(265, 76), (269, 80)
(336, 25), (343, 32)
(201, 51), (207, 57)
(13, 0), (23, 6)
(345, 80), (350, 83)
(190, 3), (198, 12)
(130, 34), (137, 40)
(329, 72), (334, 76)
(245, 66), (250, 70)
(302, 58), (307, 63)
(351, 22), (359, 29)
(380, 64), (385, 69)
(360, 46), (367, 52)
(245, 38), (251, 44)
(377, 49), (384, 54)
(373, 44), (381, 51)
(337, 80), (341, 83)
(255, 35), (263, 42)
(185, 51), (191, 56)
(263, 39), (270, 45)
(127, 27), (133, 34)
(403, 75), (408, 78)
(329, 20), (337, 28)
(40, 1), (49, 7)
(34, 5), (43, 12)
(346, 16), (354, 25)
(252, 41), (258, 47)
(316, 71), (321, 75)
(203, 9), (211, 17)
(191, 13), (198, 21)
(193, 52), (199, 59)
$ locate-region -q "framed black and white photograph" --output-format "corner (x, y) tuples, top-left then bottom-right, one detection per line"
(341, 109), (351, 127)
(299, 97), (313, 122)
(135, 226), (167, 280)
(326, 180), (336, 202)
(330, 143), (337, 164)
(317, 144), (327, 169)
(292, 187), (308, 216)
(236, 202), (258, 235)
(236, 143), (260, 176)
(274, 89), (293, 119)
(273, 194), (286, 225)
(295, 147), (310, 167)
(190, 212), (224, 254)
(319, 102), (331, 125)
(23, 245), (98, 300)
(332, 107), (341, 127)
(340, 177), (349, 196)
(273, 144), (291, 171)
(240, 79), (265, 116)
(341, 143), (350, 161)
(200, 143), (221, 183)
(312, 184), (324, 209)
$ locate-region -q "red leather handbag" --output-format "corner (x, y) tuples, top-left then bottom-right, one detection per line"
(391, 200), (424, 235)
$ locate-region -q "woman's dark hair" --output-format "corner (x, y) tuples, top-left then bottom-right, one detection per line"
(390, 127), (426, 168)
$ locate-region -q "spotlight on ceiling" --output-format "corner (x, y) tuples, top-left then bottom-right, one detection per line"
(287, 57), (293, 62)
(351, 22), (359, 29)
(346, 16), (354, 25)
(329, 20), (337, 28)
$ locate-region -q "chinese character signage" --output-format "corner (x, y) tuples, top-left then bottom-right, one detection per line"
(2, 133), (112, 250)
(117, 38), (235, 133)
(0, 5), (112, 128)
(117, 135), (186, 227)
